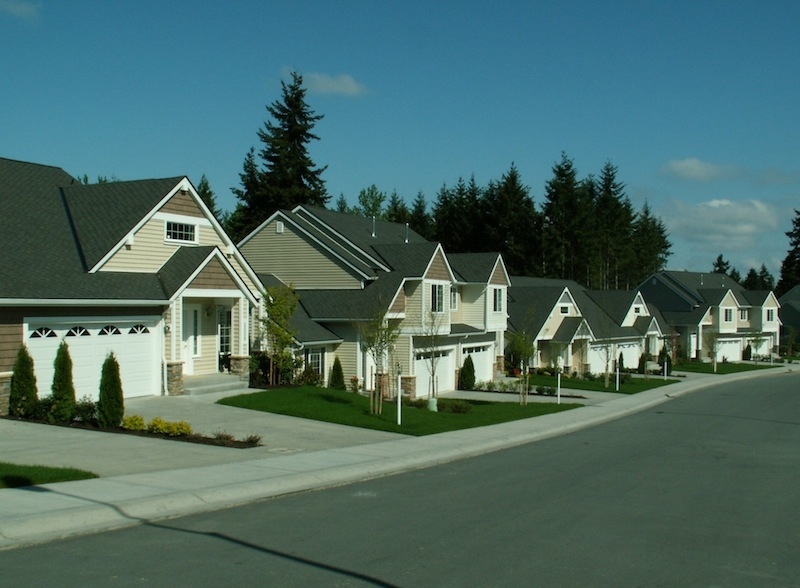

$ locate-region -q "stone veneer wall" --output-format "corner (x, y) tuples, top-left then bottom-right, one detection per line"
(495, 355), (505, 376)
(0, 372), (10, 415)
(229, 355), (249, 378)
(165, 362), (184, 396)
(401, 375), (416, 399)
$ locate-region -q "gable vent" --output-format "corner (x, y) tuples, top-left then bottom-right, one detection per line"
(276, 221), (284, 234)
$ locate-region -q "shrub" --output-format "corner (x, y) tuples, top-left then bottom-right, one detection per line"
(49, 341), (76, 424)
(742, 344), (752, 361)
(328, 356), (346, 390)
(73, 395), (98, 424)
(438, 399), (472, 414)
(349, 376), (360, 393)
(32, 395), (55, 421)
(8, 344), (38, 418)
(243, 433), (263, 445)
(402, 397), (427, 409)
(98, 352), (124, 428)
(484, 380), (496, 392)
(298, 364), (322, 386)
(122, 414), (146, 431)
(147, 417), (191, 436)
(458, 355), (476, 390)
(212, 429), (235, 442)
(618, 352), (625, 373)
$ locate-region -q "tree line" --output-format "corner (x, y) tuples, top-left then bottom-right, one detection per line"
(336, 155), (671, 288)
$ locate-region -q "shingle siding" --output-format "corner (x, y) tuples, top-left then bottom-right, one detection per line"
(161, 191), (205, 217)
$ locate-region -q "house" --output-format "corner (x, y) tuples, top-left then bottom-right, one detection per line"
(239, 205), (510, 397)
(638, 270), (780, 361)
(0, 157), (263, 411)
(507, 276), (669, 375)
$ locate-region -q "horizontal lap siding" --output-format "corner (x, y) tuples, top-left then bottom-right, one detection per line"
(0, 309), (23, 372)
(102, 220), (174, 272)
(241, 222), (362, 289)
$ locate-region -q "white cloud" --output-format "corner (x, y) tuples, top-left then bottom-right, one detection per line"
(661, 158), (741, 182)
(0, 0), (40, 18)
(663, 197), (783, 275)
(303, 72), (368, 96)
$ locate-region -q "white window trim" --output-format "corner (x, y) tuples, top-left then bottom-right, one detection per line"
(165, 220), (199, 244)
(450, 287), (458, 311)
(493, 287), (503, 313)
(431, 283), (445, 314)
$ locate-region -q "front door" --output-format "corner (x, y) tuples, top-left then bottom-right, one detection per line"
(183, 303), (201, 375)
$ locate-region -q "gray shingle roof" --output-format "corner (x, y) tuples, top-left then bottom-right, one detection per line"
(447, 252), (502, 283)
(0, 157), (201, 303)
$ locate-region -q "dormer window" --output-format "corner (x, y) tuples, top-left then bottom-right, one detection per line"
(166, 221), (197, 243)
(560, 305), (569, 315)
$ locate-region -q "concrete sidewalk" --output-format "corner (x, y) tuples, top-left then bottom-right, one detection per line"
(0, 368), (791, 550)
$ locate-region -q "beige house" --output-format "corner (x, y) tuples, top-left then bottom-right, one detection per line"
(638, 271), (781, 361)
(239, 205), (510, 397)
(0, 157), (262, 410)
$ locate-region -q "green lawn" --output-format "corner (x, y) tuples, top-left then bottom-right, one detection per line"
(523, 374), (680, 395)
(0, 462), (98, 489)
(672, 361), (781, 375)
(218, 386), (582, 436)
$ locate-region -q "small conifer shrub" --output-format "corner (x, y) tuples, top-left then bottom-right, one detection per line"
(50, 341), (77, 423)
(329, 356), (346, 390)
(98, 352), (124, 428)
(458, 355), (476, 390)
(9, 345), (38, 418)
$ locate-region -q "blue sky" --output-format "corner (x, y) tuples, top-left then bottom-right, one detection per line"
(3, 0), (799, 278)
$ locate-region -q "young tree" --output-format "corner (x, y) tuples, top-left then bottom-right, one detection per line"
(418, 308), (447, 399)
(98, 352), (124, 428)
(227, 72), (328, 242)
(8, 344), (38, 418)
(196, 174), (219, 219)
(263, 283), (299, 386)
(359, 304), (401, 414)
(353, 184), (386, 218)
(506, 329), (536, 404)
(50, 341), (76, 424)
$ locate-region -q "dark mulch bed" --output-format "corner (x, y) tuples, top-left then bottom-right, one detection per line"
(2, 416), (260, 449)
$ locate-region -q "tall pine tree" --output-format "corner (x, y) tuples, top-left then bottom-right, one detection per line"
(227, 72), (328, 242)
(592, 162), (634, 289)
(777, 209), (800, 296)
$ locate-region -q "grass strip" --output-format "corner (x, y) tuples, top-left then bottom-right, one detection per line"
(0, 462), (98, 489)
(219, 386), (582, 436)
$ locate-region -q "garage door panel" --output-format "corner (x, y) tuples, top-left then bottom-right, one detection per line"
(27, 318), (159, 401)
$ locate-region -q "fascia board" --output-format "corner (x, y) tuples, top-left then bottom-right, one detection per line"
(291, 205), (392, 272)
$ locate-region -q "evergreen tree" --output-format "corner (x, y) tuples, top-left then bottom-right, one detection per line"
(196, 174), (219, 219)
(8, 344), (38, 418)
(592, 162), (634, 289)
(329, 356), (346, 390)
(729, 267), (742, 283)
(777, 209), (800, 297)
(334, 193), (349, 212)
(458, 355), (476, 390)
(227, 72), (328, 242)
(743, 267), (760, 289)
(482, 165), (538, 275)
(629, 201), (672, 287)
(98, 352), (124, 428)
(50, 341), (76, 424)
(712, 254), (731, 274)
(541, 152), (591, 282)
(758, 263), (775, 291)
(385, 190), (411, 224)
(409, 191), (433, 240)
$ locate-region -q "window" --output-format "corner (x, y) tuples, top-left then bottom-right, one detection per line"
(450, 287), (458, 311)
(634, 306), (642, 314)
(66, 326), (90, 337)
(431, 284), (444, 313)
(99, 325), (121, 335)
(724, 309), (733, 322)
(31, 327), (57, 338)
(129, 324), (149, 334)
(560, 305), (569, 315)
(165, 221), (196, 242)
(305, 347), (324, 376)
(493, 288), (503, 313)
(739, 309), (749, 321)
(767, 309), (775, 322)
(218, 309), (232, 355)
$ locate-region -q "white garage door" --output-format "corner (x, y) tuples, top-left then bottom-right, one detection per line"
(26, 317), (160, 401)
(717, 338), (742, 362)
(414, 348), (455, 397)
(462, 344), (494, 385)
